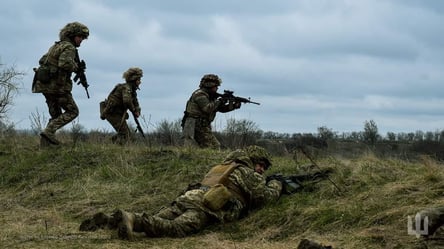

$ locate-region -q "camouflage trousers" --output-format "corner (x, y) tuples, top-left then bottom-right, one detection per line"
(43, 93), (79, 133)
(182, 117), (220, 149)
(105, 111), (130, 145)
(138, 204), (211, 237)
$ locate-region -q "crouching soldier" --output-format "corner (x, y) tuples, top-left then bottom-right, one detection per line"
(79, 145), (282, 239)
(100, 67), (143, 145)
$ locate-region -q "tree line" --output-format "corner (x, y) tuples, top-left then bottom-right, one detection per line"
(2, 61), (444, 150)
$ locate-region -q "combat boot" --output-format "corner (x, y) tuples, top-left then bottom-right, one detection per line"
(79, 212), (113, 231)
(112, 210), (143, 240)
(40, 129), (60, 145)
(40, 136), (52, 147)
(297, 239), (333, 249)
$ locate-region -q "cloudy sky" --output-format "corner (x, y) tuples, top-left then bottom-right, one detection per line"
(1, 0), (444, 135)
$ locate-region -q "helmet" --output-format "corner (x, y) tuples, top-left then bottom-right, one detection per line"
(245, 145), (272, 169)
(199, 74), (222, 88)
(224, 149), (251, 164)
(123, 67), (143, 82)
(59, 22), (89, 40)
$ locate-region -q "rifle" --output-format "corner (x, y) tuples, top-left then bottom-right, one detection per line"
(266, 168), (333, 195)
(216, 90), (260, 105)
(73, 50), (90, 98)
(132, 112), (146, 138)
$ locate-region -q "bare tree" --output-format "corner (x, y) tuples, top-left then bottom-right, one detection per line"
(0, 61), (24, 121)
(154, 118), (181, 146)
(222, 118), (261, 148)
(29, 108), (47, 135)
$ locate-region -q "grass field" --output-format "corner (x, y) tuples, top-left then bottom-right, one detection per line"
(1, 134), (443, 248)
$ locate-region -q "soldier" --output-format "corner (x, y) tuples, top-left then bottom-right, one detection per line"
(79, 145), (283, 240)
(32, 21), (89, 146)
(100, 67), (143, 145)
(182, 74), (241, 149)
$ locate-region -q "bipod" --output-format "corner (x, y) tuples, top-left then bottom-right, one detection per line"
(298, 146), (343, 195)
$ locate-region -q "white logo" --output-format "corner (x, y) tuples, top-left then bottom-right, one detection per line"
(408, 213), (429, 238)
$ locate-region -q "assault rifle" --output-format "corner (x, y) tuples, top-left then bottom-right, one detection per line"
(216, 90), (260, 105)
(74, 50), (90, 98)
(132, 113), (146, 138)
(266, 168), (333, 195)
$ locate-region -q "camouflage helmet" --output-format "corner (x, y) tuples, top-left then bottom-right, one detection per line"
(245, 145), (272, 169)
(224, 149), (253, 166)
(199, 74), (222, 88)
(123, 67), (143, 82)
(59, 22), (89, 40)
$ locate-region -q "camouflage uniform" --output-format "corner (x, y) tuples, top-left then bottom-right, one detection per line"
(32, 22), (89, 145)
(100, 68), (142, 145)
(182, 74), (241, 149)
(80, 146), (282, 239)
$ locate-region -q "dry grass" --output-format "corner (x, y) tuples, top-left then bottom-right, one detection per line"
(1, 135), (444, 248)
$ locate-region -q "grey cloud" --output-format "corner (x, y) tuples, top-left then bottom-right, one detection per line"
(3, 0), (444, 135)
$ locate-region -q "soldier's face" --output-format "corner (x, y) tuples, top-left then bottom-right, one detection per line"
(74, 36), (85, 47)
(254, 163), (266, 175)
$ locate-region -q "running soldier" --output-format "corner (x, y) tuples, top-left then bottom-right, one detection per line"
(32, 22), (89, 146)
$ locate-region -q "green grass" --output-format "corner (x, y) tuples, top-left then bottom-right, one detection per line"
(0, 134), (442, 248)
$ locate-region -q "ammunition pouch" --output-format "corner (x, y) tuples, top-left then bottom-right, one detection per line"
(35, 65), (52, 84)
(200, 162), (248, 210)
(203, 184), (232, 211)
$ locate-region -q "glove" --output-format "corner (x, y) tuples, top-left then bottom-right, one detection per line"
(266, 174), (303, 195)
(266, 174), (286, 186)
(220, 96), (230, 104)
(233, 101), (241, 109)
(215, 97), (227, 107)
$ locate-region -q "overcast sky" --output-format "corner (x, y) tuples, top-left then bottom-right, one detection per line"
(1, 0), (444, 135)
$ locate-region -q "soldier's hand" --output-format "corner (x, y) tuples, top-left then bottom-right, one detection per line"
(234, 101), (241, 109)
(215, 98), (226, 107)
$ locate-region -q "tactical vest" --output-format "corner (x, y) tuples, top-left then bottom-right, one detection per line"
(201, 162), (247, 205)
(46, 41), (74, 81)
(185, 89), (217, 123)
(32, 41), (75, 94)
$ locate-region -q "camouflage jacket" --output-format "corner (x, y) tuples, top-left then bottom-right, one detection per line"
(104, 83), (141, 114)
(185, 88), (236, 124)
(32, 39), (78, 94)
(174, 160), (282, 222)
